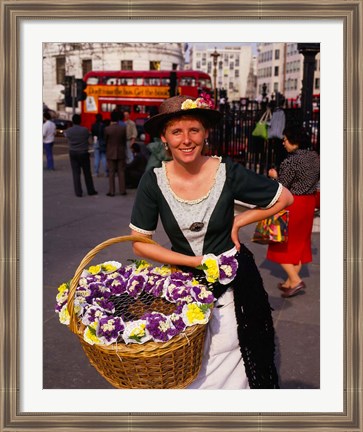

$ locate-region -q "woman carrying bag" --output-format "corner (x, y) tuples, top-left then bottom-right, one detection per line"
(267, 126), (320, 298)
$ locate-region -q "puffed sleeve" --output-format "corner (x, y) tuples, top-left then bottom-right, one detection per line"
(129, 169), (160, 235)
(225, 158), (282, 208)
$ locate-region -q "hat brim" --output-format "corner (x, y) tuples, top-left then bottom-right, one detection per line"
(144, 108), (222, 137)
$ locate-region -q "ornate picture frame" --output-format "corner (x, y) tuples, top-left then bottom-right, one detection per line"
(1, 1), (362, 430)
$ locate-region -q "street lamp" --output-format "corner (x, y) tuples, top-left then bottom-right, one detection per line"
(210, 48), (220, 107)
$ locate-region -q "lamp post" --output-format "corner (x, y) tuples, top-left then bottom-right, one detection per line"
(210, 48), (220, 107)
(297, 43), (320, 127)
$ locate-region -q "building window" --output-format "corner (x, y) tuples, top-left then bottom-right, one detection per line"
(121, 60), (133, 70)
(229, 62), (234, 70)
(315, 77), (320, 90)
(274, 66), (279, 76)
(196, 61), (201, 69)
(56, 56), (65, 84)
(82, 59), (92, 77)
(275, 49), (280, 60)
(274, 82), (279, 92)
(235, 69), (239, 78)
(150, 61), (161, 70)
(235, 57), (239, 66)
(172, 63), (178, 70)
(218, 61), (223, 70)
(207, 63), (212, 74)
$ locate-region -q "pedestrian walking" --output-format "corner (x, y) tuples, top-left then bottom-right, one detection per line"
(267, 95), (287, 169)
(43, 111), (56, 170)
(129, 94), (293, 389)
(64, 114), (98, 197)
(104, 111), (127, 196)
(267, 126), (320, 297)
(124, 110), (138, 164)
(91, 114), (108, 177)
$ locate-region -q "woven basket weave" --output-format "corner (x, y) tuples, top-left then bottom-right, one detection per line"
(67, 235), (207, 389)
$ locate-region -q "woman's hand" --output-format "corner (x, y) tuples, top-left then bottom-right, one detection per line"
(268, 168), (278, 179)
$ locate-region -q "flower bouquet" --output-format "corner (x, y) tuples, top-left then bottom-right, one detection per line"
(56, 235), (238, 389)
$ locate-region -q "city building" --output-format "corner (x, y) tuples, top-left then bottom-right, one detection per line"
(189, 45), (254, 102)
(256, 42), (320, 102)
(43, 42), (185, 116)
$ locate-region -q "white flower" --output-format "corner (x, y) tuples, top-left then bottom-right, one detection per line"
(59, 304), (70, 325)
(122, 320), (152, 344)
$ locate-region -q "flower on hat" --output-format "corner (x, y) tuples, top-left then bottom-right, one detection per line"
(181, 93), (214, 111)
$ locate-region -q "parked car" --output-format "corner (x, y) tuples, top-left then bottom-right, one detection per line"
(51, 118), (72, 137)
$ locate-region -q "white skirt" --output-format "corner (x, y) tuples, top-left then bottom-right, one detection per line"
(187, 289), (249, 389)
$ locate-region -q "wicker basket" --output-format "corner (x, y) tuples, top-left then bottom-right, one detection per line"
(67, 235), (207, 389)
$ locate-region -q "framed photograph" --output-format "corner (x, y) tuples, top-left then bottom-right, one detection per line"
(1, 1), (361, 431)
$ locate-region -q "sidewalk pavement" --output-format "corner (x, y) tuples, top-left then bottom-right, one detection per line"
(43, 151), (320, 390)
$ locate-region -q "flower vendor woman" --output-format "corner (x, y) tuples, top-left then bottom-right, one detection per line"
(129, 95), (293, 389)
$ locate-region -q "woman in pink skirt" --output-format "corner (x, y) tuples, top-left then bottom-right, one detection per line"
(267, 126), (320, 298)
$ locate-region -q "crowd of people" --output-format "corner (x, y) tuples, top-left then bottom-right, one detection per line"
(45, 94), (320, 389)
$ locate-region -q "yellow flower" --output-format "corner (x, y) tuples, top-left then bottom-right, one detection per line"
(84, 327), (102, 345)
(88, 265), (101, 275)
(57, 283), (68, 293)
(59, 304), (70, 325)
(153, 266), (171, 276)
(181, 99), (197, 110)
(204, 257), (219, 283)
(130, 323), (146, 338)
(185, 304), (205, 324)
(102, 263), (117, 273)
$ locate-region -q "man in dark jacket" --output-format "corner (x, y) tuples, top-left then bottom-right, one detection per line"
(104, 111), (127, 196)
(64, 114), (98, 197)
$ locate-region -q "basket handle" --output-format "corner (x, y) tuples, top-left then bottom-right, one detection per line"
(67, 235), (157, 333)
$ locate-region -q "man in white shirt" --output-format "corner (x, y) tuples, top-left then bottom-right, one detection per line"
(43, 111), (56, 170)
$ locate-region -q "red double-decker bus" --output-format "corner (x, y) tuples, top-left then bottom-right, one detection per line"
(80, 70), (213, 135)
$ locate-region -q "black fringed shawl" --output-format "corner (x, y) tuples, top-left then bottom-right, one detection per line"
(188, 244), (279, 389)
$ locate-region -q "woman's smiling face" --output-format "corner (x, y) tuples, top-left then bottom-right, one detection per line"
(161, 116), (208, 164)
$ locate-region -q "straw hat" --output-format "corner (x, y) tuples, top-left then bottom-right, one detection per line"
(144, 95), (222, 137)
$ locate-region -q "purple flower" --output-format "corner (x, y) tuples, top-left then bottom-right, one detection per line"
(143, 274), (163, 295)
(108, 276), (128, 296)
(92, 298), (115, 314)
(97, 316), (125, 344)
(218, 255), (239, 285)
(82, 305), (107, 325)
(148, 276), (167, 298)
(190, 284), (215, 304)
(126, 273), (147, 298)
(143, 312), (176, 342)
(164, 280), (190, 303)
(170, 313), (186, 333)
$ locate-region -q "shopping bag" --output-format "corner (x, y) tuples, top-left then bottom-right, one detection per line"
(252, 109), (272, 140)
(251, 210), (289, 245)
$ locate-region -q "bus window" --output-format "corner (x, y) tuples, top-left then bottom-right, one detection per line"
(106, 78), (117, 85)
(135, 78), (143, 85)
(101, 103), (117, 112)
(144, 78), (161, 86)
(86, 77), (99, 85)
(120, 78), (134, 85)
(161, 78), (170, 85)
(115, 105), (132, 112)
(199, 79), (212, 89)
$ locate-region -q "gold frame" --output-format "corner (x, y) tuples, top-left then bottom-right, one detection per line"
(1, 1), (362, 430)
